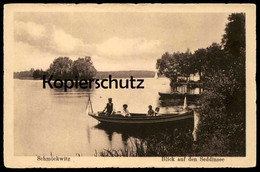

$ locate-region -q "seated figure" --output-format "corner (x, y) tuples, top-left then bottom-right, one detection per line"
(121, 104), (130, 117)
(155, 107), (161, 116)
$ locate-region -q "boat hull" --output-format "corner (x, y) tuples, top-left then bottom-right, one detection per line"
(88, 111), (193, 125)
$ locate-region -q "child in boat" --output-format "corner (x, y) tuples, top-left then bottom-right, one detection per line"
(154, 107), (160, 116)
(121, 104), (130, 117)
(147, 105), (155, 116)
(102, 98), (114, 115)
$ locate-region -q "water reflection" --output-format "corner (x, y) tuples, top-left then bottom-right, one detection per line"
(93, 118), (194, 148)
(14, 78), (196, 156)
(51, 86), (95, 98)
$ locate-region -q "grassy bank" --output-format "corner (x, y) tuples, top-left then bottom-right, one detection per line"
(97, 126), (244, 157)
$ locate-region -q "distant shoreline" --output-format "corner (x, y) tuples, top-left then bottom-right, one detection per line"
(14, 70), (163, 80)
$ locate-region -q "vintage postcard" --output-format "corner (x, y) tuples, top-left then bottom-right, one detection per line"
(4, 4), (256, 168)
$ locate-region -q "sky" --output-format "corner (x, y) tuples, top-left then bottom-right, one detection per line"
(13, 12), (229, 72)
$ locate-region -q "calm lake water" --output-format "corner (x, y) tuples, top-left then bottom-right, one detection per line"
(14, 78), (195, 156)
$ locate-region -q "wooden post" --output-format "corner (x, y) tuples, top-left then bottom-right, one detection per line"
(192, 109), (200, 141)
(89, 94), (94, 114)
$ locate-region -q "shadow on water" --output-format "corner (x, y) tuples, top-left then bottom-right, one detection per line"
(93, 118), (194, 144)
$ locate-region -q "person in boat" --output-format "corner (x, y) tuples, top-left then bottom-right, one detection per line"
(121, 104), (130, 117)
(147, 105), (155, 116)
(102, 98), (114, 115)
(154, 107), (160, 116)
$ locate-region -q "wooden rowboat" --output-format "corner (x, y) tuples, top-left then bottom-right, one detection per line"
(88, 110), (193, 125)
(86, 93), (193, 125)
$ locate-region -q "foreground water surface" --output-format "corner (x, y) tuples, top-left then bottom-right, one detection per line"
(14, 78), (196, 156)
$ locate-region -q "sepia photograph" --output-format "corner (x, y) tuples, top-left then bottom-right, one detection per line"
(4, 4), (256, 168)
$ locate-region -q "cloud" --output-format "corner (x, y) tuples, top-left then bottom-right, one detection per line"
(14, 21), (90, 55)
(89, 37), (162, 71)
(14, 21), (162, 58)
(14, 21), (163, 71)
(15, 21), (45, 39)
(87, 37), (162, 71)
(95, 37), (161, 59)
(13, 41), (57, 71)
(51, 27), (86, 54)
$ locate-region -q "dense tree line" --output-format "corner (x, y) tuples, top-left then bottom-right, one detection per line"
(156, 13), (245, 155)
(32, 69), (47, 79)
(96, 71), (155, 79)
(14, 68), (35, 79)
(14, 56), (97, 80)
(47, 56), (97, 79)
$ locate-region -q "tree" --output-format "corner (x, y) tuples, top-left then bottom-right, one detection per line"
(222, 13), (246, 109)
(156, 52), (178, 82)
(71, 56), (97, 79)
(155, 13), (246, 156)
(48, 57), (73, 79)
(192, 48), (207, 81)
(197, 13), (246, 156)
(203, 43), (226, 81)
(222, 13), (245, 58)
(156, 50), (194, 83)
(175, 49), (193, 81)
(33, 69), (42, 79)
(33, 69), (46, 79)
